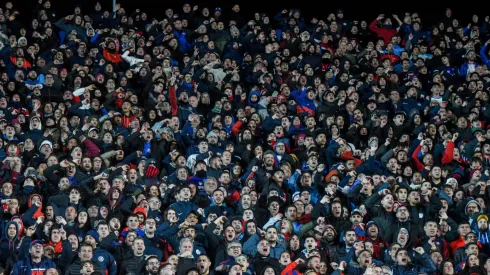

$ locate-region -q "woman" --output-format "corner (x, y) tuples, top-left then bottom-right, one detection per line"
(288, 234), (302, 260)
(73, 210), (90, 241)
(461, 253), (484, 275)
(440, 259), (454, 275)
(106, 188), (124, 221)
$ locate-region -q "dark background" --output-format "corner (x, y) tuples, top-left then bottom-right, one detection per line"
(12, 1), (487, 29)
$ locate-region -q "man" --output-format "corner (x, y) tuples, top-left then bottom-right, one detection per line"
(11, 239), (56, 274)
(145, 256), (160, 275)
(251, 239), (281, 275)
(84, 229), (117, 275)
(333, 229), (357, 263)
(243, 226), (286, 258)
(391, 248), (437, 274)
(196, 255), (214, 275)
(176, 238), (197, 274)
(119, 237), (147, 275)
(384, 204), (422, 244)
(65, 243), (105, 275)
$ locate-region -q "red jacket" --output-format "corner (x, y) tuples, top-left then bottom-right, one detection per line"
(369, 19), (397, 44)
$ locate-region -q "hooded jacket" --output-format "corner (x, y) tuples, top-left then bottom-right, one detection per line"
(0, 221), (19, 262)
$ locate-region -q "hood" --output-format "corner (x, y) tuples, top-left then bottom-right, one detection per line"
(27, 192), (42, 208)
(3, 221), (19, 240)
(392, 226), (413, 248)
(248, 91), (261, 106)
(466, 199), (482, 216)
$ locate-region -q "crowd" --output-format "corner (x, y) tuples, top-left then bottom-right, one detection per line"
(2, 1), (490, 275)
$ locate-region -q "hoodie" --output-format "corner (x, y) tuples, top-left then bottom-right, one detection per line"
(0, 221), (19, 262)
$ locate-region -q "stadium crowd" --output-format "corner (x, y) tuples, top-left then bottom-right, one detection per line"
(1, 1), (490, 275)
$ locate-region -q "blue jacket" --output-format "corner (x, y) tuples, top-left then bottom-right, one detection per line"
(93, 247), (117, 275)
(291, 88), (316, 115)
(169, 201), (199, 221)
(11, 257), (56, 275)
(0, 221), (19, 262)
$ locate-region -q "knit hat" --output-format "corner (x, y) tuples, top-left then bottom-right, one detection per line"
(478, 214), (489, 222)
(399, 228), (409, 235)
(207, 131), (218, 139)
(39, 140), (53, 151)
(133, 207), (148, 218)
(325, 224), (337, 235)
(86, 230), (99, 241)
(465, 200), (482, 215)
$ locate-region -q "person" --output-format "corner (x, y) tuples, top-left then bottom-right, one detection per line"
(65, 243), (104, 275)
(11, 239), (56, 275)
(4, 2), (490, 274)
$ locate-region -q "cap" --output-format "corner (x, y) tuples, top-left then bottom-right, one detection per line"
(366, 221), (378, 229)
(30, 240), (44, 248)
(207, 131), (218, 139)
(351, 208), (362, 216)
(39, 140), (53, 151)
(478, 214), (489, 222)
(86, 230), (99, 241)
(226, 241), (242, 250)
(292, 191), (301, 202)
(325, 224), (337, 234)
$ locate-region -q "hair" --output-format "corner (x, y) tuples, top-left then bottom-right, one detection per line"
(179, 237), (193, 252)
(97, 221), (108, 230)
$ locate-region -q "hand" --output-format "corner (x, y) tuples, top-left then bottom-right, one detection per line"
(347, 170), (357, 177)
(36, 216), (45, 224)
(317, 164), (325, 172)
(439, 210), (448, 220)
(26, 225), (37, 237)
(34, 200), (41, 207)
(214, 216), (227, 225)
(55, 216), (67, 225)
(60, 227), (67, 240)
(339, 261), (347, 270)
(320, 195), (331, 204)
(452, 133), (459, 142)
(379, 189), (391, 196)
(169, 215), (179, 224)
(251, 166), (258, 172)
(60, 159), (71, 168)
(377, 14), (385, 21)
(295, 258), (305, 265)
(415, 247), (425, 255)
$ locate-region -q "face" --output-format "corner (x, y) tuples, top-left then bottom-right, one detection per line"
(197, 256), (211, 274)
